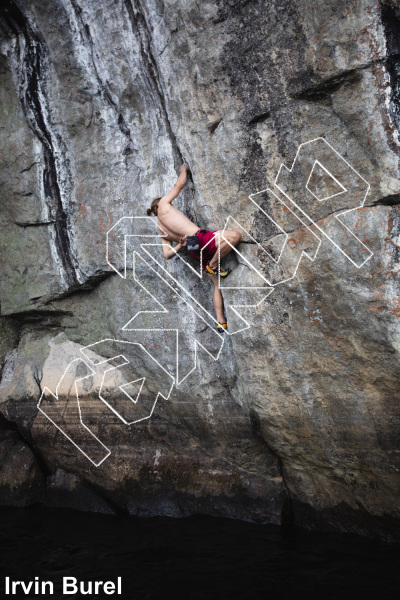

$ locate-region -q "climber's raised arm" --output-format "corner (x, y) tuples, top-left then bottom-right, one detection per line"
(158, 165), (188, 206)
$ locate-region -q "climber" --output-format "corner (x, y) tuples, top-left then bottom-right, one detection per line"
(146, 164), (242, 331)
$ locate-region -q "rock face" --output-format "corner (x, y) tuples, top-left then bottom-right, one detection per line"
(0, 0), (400, 540)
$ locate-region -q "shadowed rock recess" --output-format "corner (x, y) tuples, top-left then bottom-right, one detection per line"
(0, 0), (400, 541)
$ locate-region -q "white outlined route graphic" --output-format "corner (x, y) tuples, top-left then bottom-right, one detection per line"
(275, 137), (372, 268)
(37, 357), (111, 467)
(221, 188), (322, 288)
(37, 341), (174, 466)
(38, 137), (373, 466)
(306, 159), (347, 202)
(80, 339), (174, 424)
(123, 252), (225, 384)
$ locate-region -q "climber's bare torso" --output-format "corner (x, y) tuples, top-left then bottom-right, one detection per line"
(157, 201), (198, 242)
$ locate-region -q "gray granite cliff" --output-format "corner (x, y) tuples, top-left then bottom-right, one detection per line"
(1, 0), (400, 541)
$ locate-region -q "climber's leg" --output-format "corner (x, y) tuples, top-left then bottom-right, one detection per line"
(208, 272), (226, 326)
(206, 230), (241, 273)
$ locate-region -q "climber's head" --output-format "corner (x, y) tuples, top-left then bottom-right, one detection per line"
(146, 197), (162, 217)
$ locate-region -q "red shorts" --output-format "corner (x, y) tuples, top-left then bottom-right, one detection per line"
(188, 229), (218, 271)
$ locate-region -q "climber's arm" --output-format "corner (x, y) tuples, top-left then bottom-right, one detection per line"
(159, 165), (188, 205)
(161, 239), (175, 259)
(161, 238), (185, 259)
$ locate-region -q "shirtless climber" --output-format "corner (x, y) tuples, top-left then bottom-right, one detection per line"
(146, 165), (241, 331)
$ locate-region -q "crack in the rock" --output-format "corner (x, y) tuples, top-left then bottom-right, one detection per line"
(19, 161), (37, 173)
(3, 272), (113, 314)
(41, 270), (115, 305)
(122, 0), (197, 220)
(292, 68), (364, 102)
(372, 192), (400, 206)
(0, 437), (18, 471)
(123, 0), (184, 169)
(276, 455), (294, 529)
(80, 480), (129, 516)
(7, 370), (52, 480)
(8, 309), (73, 322)
(249, 409), (293, 528)
(69, 0), (132, 148)
(248, 110), (271, 125)
(207, 118), (223, 134)
(291, 59), (384, 102)
(0, 0), (80, 289)
(32, 368), (43, 395)
(381, 3), (400, 135)
(0, 411), (51, 480)
(15, 220), (55, 227)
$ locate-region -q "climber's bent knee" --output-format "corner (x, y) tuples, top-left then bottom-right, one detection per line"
(215, 230), (241, 246)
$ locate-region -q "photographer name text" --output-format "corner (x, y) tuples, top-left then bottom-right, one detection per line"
(4, 576), (122, 595)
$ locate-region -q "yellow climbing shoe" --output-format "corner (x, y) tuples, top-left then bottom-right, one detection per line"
(206, 263), (232, 278)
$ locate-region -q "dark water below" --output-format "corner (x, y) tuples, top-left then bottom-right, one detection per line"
(0, 507), (399, 600)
